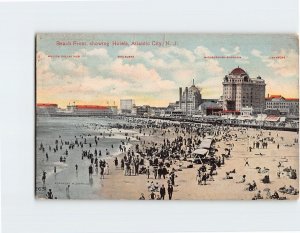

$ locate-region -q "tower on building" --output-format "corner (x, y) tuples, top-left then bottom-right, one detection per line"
(177, 79), (202, 115)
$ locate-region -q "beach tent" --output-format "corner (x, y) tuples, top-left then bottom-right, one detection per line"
(199, 139), (212, 149)
(192, 149), (208, 163)
(192, 149), (210, 164)
(192, 148), (208, 156)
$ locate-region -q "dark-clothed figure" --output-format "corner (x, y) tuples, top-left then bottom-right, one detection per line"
(168, 185), (173, 200)
(160, 184), (166, 200)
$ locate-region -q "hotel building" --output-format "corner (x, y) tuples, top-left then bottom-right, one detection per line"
(265, 95), (299, 116)
(222, 67), (266, 113)
(175, 80), (202, 115)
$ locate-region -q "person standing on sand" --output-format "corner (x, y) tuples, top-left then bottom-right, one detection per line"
(100, 165), (105, 179)
(75, 164), (78, 171)
(167, 185), (173, 200)
(42, 171), (47, 184)
(114, 157), (118, 167)
(153, 167), (158, 179)
(160, 184), (166, 200)
(135, 161), (139, 176)
(88, 164), (93, 178)
(106, 164), (110, 175)
(161, 166), (167, 179)
(121, 159), (124, 170)
(146, 166), (150, 179)
(170, 171), (176, 186)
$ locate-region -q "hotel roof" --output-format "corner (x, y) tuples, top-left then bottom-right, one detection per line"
(229, 67), (247, 76)
(266, 95), (299, 101)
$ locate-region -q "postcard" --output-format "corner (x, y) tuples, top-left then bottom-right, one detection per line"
(35, 33), (299, 200)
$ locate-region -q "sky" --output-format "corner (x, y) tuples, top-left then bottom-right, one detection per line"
(36, 33), (299, 108)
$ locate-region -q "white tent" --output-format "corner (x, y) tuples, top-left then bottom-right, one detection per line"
(192, 148), (208, 156)
(256, 114), (267, 121)
(199, 139), (212, 149)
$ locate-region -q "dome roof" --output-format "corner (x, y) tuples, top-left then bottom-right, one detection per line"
(230, 67), (247, 76)
(190, 85), (200, 92)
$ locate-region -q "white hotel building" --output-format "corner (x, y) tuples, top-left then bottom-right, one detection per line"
(265, 95), (299, 116)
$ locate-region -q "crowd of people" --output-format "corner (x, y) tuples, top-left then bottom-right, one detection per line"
(37, 116), (299, 200)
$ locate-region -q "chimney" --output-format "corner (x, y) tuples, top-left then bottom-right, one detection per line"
(185, 87), (188, 115)
(179, 87), (182, 109)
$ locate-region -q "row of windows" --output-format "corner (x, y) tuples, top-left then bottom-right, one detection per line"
(266, 102), (298, 106)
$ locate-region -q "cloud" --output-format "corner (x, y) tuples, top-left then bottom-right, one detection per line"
(109, 59), (177, 92)
(251, 49), (298, 77)
(117, 45), (224, 88)
(38, 43), (298, 107)
(220, 46), (240, 56)
(220, 46), (249, 64)
(251, 49), (262, 57)
(36, 47), (180, 107)
(118, 45), (154, 61)
(197, 76), (222, 99)
(84, 48), (109, 57)
(194, 46), (214, 57)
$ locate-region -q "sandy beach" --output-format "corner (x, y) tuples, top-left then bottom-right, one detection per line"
(100, 125), (299, 200)
(36, 116), (299, 200)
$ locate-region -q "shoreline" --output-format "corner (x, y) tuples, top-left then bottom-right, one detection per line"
(36, 114), (300, 132)
(36, 116), (299, 200)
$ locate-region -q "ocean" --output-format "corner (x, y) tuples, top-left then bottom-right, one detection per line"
(35, 116), (139, 199)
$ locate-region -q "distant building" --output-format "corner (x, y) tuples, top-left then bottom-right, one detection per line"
(222, 67), (266, 113)
(199, 101), (222, 116)
(148, 107), (167, 117)
(265, 95), (299, 116)
(202, 98), (218, 103)
(217, 96), (224, 108)
(110, 106), (118, 115)
(36, 103), (58, 115)
(240, 106), (253, 116)
(176, 79), (202, 115)
(68, 105), (113, 116)
(135, 105), (150, 116)
(263, 108), (281, 116)
(120, 99), (135, 114)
